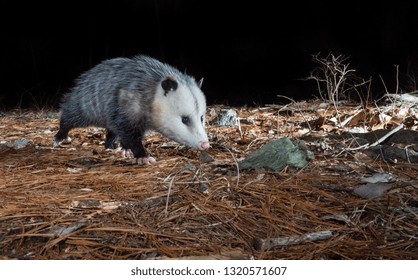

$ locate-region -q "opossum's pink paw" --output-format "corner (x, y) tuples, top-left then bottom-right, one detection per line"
(121, 149), (134, 158)
(112, 147), (134, 158)
(198, 141), (210, 150)
(136, 156), (156, 165)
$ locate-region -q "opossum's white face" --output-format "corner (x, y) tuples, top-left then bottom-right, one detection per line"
(151, 77), (209, 151)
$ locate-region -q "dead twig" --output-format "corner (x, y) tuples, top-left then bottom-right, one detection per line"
(252, 230), (333, 251)
(345, 123), (404, 151)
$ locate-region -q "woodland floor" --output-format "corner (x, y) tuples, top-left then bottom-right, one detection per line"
(1, 99), (418, 260)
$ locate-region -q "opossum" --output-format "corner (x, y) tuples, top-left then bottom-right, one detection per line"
(53, 55), (209, 164)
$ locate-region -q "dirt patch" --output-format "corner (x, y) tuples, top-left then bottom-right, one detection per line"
(1, 101), (418, 259)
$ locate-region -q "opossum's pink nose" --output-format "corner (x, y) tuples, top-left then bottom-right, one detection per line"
(199, 141), (210, 150)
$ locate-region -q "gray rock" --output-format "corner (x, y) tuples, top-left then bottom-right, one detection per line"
(4, 138), (33, 149)
(212, 109), (238, 127)
(239, 138), (314, 171)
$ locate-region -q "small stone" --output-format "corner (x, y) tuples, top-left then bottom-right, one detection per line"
(212, 109), (238, 127)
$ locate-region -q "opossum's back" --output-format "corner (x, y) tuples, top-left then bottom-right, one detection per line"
(60, 55), (184, 120)
(61, 58), (136, 121)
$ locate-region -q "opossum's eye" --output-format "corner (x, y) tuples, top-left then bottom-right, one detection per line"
(200, 115), (204, 123)
(181, 116), (190, 126)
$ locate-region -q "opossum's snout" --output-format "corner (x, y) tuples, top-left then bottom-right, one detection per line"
(198, 140), (210, 150)
(178, 114), (209, 150)
(157, 114), (209, 151)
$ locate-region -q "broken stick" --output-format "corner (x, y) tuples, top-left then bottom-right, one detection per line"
(252, 230), (333, 251)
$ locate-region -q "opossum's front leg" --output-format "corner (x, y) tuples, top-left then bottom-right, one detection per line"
(104, 130), (134, 157)
(120, 132), (156, 165)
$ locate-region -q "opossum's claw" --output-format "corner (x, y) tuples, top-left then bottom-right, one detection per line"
(110, 148), (155, 164)
(112, 147), (134, 158)
(136, 156), (156, 165)
(121, 149), (134, 158)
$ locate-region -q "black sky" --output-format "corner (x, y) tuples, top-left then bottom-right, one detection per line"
(1, 0), (418, 108)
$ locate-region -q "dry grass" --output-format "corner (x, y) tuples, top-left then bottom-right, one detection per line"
(1, 101), (418, 259)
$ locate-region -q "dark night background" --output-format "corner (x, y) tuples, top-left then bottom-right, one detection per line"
(1, 0), (418, 109)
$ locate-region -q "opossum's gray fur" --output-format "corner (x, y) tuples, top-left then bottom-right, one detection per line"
(53, 55), (209, 161)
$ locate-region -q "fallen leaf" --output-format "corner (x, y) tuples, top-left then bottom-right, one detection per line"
(361, 173), (395, 183)
(353, 183), (393, 199)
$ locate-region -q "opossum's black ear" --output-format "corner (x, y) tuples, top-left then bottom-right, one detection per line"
(198, 78), (204, 88)
(162, 76), (178, 95)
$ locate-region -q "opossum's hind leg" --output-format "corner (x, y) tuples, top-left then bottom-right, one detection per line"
(53, 109), (87, 147)
(53, 119), (74, 147)
(104, 130), (119, 149)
